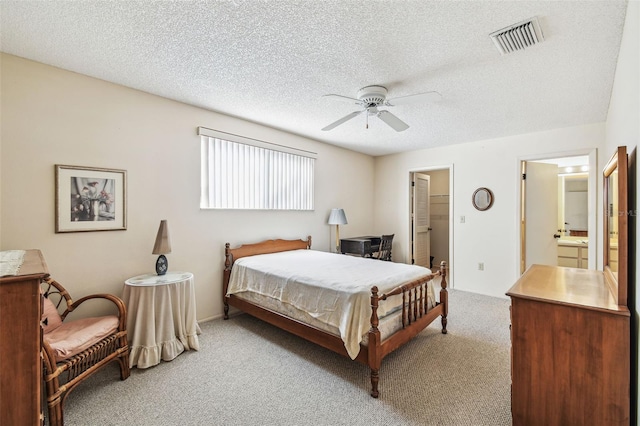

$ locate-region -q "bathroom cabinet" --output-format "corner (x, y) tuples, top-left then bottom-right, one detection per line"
(557, 243), (588, 268)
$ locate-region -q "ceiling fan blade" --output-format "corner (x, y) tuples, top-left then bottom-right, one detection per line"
(322, 94), (362, 104)
(377, 110), (409, 132)
(321, 110), (363, 131)
(386, 91), (442, 106)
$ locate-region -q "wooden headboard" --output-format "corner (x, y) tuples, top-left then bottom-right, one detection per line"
(222, 236), (312, 298)
(225, 236), (311, 267)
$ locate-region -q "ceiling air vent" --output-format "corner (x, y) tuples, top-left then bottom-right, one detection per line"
(490, 17), (544, 55)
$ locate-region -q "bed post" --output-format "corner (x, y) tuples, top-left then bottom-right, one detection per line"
(439, 261), (448, 334)
(369, 286), (381, 398)
(223, 243), (232, 320)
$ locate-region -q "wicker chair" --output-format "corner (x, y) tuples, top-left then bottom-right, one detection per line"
(374, 234), (394, 261)
(40, 277), (130, 426)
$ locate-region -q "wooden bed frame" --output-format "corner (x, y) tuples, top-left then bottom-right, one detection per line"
(222, 236), (448, 397)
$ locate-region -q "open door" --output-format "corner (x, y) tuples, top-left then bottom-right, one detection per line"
(412, 173), (431, 267)
(523, 161), (559, 270)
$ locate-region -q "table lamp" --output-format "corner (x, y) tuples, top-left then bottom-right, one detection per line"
(152, 220), (172, 275)
(328, 208), (347, 253)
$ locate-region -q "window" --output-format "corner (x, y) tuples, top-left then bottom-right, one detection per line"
(199, 127), (315, 210)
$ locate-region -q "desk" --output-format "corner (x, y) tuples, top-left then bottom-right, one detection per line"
(123, 272), (201, 368)
(340, 236), (381, 257)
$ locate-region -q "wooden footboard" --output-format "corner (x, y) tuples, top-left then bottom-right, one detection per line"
(222, 237), (448, 397)
(367, 261), (447, 397)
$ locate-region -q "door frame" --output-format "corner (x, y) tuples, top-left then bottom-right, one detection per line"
(408, 164), (454, 287)
(517, 148), (597, 274)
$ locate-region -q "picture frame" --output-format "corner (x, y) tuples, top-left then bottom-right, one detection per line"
(55, 165), (127, 233)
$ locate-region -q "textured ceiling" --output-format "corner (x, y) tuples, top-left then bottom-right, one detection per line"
(0, 1), (629, 156)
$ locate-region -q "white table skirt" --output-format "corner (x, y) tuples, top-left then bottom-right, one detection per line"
(123, 272), (201, 368)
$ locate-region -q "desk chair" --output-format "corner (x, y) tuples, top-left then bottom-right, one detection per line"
(374, 234), (394, 261)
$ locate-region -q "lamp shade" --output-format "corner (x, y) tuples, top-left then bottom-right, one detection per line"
(327, 208), (348, 225)
(152, 220), (172, 255)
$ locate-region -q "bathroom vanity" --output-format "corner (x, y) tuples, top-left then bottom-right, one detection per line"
(557, 237), (588, 269)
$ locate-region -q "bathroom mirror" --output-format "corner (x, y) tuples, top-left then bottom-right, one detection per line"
(562, 174), (588, 236)
(603, 146), (628, 306)
(472, 187), (494, 211)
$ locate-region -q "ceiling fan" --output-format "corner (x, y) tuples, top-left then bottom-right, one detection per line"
(321, 85), (441, 132)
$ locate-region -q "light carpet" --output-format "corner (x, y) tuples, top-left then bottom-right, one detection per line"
(62, 289), (512, 425)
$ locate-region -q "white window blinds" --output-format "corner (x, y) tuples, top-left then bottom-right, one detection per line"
(199, 128), (315, 210)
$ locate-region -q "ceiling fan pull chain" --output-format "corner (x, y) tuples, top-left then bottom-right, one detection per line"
(366, 111), (369, 129)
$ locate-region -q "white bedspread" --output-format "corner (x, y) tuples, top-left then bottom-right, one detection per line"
(227, 249), (435, 359)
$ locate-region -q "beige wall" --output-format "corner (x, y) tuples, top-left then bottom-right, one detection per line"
(0, 54), (375, 320)
(374, 123), (605, 298)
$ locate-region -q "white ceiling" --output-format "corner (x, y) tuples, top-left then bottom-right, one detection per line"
(0, 1), (629, 156)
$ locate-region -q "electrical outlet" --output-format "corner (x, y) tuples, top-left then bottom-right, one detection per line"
(478, 262), (484, 271)
(460, 215), (466, 223)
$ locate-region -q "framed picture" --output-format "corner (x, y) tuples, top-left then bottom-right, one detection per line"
(55, 165), (127, 233)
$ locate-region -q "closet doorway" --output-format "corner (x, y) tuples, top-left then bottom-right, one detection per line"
(409, 167), (452, 281)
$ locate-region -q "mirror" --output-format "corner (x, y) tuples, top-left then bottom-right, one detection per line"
(603, 146), (628, 306)
(561, 174), (588, 237)
(472, 187), (494, 211)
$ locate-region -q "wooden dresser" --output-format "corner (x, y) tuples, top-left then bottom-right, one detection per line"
(507, 264), (630, 425)
(0, 249), (49, 425)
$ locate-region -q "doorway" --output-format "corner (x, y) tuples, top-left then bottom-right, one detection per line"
(520, 152), (596, 273)
(410, 168), (452, 280)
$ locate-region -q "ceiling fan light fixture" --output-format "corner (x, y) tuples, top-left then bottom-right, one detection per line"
(321, 84), (440, 132)
(490, 16), (544, 55)
(357, 86), (388, 106)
